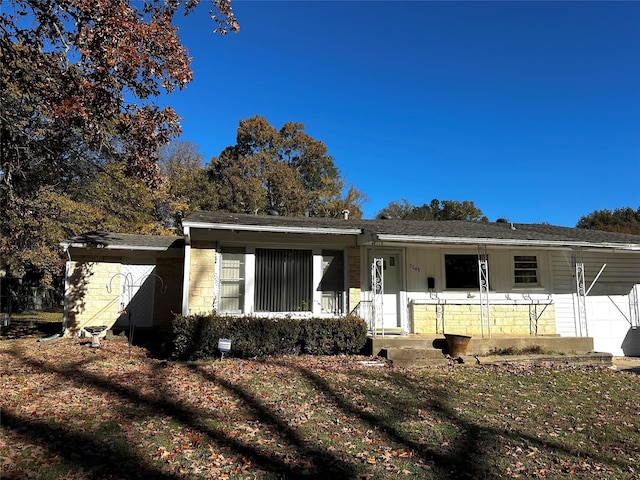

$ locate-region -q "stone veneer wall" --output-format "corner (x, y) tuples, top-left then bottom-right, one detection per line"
(411, 303), (556, 337)
(153, 257), (185, 332)
(66, 255), (185, 336)
(65, 259), (122, 336)
(187, 243), (216, 315)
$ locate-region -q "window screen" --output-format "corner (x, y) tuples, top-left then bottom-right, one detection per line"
(219, 248), (245, 313)
(514, 255), (538, 285)
(320, 250), (345, 314)
(445, 254), (482, 289)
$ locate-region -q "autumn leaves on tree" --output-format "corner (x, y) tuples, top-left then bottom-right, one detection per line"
(1, 1), (637, 289)
(1, 0), (237, 285)
(209, 115), (366, 219)
(0, 1), (364, 285)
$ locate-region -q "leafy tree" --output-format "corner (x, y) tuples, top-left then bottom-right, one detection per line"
(158, 141), (219, 227)
(1, 188), (98, 287)
(576, 207), (640, 235)
(208, 115), (364, 218)
(316, 183), (368, 219)
(76, 163), (169, 235)
(1, 163), (169, 287)
(209, 144), (266, 215)
(376, 198), (487, 221)
(375, 199), (415, 220)
(0, 0), (238, 284)
(2, 1), (236, 195)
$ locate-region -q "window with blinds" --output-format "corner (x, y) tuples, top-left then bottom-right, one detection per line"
(514, 255), (538, 285)
(320, 250), (345, 314)
(255, 249), (313, 312)
(219, 248), (245, 313)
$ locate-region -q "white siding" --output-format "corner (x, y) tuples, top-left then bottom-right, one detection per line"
(586, 294), (634, 356)
(549, 250), (578, 337)
(551, 249), (640, 355)
(115, 264), (156, 328)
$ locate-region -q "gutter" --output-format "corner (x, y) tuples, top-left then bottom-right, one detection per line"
(60, 242), (172, 252)
(181, 221), (362, 236)
(374, 234), (640, 251)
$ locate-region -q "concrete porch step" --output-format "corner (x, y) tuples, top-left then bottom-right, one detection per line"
(368, 336), (439, 355)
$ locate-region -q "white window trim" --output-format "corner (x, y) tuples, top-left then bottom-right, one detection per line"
(217, 246), (347, 317)
(441, 251), (491, 292)
(313, 249), (323, 315)
(512, 251), (546, 290)
(244, 248), (255, 314)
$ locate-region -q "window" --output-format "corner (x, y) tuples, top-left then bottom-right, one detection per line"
(320, 250), (344, 314)
(514, 255), (538, 285)
(445, 254), (483, 289)
(219, 248), (245, 313)
(255, 249), (312, 312)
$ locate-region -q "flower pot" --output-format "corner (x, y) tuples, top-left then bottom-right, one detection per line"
(444, 333), (472, 358)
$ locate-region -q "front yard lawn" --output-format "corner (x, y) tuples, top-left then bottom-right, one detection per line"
(1, 338), (639, 479)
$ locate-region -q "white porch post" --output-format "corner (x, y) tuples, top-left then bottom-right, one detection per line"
(371, 257), (384, 335)
(181, 227), (191, 316)
(574, 260), (588, 337)
(478, 248), (490, 338)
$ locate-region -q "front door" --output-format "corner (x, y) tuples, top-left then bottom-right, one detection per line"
(371, 250), (402, 330)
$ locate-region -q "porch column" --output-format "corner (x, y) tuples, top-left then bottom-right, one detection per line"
(347, 246), (361, 314)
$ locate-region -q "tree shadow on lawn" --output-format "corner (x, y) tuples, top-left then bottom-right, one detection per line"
(188, 364), (363, 479)
(0, 318), (62, 340)
(2, 345), (358, 479)
(1, 409), (180, 480)
(2, 345), (633, 479)
(274, 359), (632, 480)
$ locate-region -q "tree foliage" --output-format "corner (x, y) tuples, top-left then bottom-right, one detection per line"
(1, 0), (235, 194)
(1, 163), (169, 287)
(208, 115), (365, 218)
(576, 207), (640, 235)
(376, 198), (487, 221)
(0, 0), (238, 285)
(158, 141), (219, 227)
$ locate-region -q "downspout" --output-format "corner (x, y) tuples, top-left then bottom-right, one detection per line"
(181, 226), (191, 316)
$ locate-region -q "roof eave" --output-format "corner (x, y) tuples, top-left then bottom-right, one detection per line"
(374, 234), (640, 251)
(61, 242), (173, 251)
(182, 221), (362, 236)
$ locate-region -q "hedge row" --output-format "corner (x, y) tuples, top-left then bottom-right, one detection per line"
(171, 314), (368, 360)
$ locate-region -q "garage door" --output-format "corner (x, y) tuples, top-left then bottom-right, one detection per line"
(586, 285), (639, 356)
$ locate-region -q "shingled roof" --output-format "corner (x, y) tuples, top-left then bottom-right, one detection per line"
(62, 232), (184, 251)
(183, 211), (640, 250)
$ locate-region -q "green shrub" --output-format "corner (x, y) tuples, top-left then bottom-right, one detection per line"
(301, 316), (368, 355)
(171, 313), (367, 360)
(335, 315), (368, 354)
(170, 314), (208, 360)
(226, 316), (302, 358)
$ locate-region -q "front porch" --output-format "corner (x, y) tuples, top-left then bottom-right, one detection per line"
(366, 334), (606, 368)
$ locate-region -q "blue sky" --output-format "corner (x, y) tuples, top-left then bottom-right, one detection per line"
(163, 1), (640, 225)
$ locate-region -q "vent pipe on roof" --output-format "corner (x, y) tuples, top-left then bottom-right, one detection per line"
(342, 209), (350, 220)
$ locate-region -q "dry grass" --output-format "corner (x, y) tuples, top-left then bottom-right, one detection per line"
(1, 337), (639, 479)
